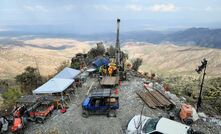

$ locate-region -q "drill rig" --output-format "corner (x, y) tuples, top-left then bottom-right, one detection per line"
(115, 18), (126, 80)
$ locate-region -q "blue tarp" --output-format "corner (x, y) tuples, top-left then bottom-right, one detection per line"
(33, 78), (74, 94)
(54, 67), (81, 79)
(92, 58), (109, 68)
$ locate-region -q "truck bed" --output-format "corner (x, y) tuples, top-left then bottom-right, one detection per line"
(29, 104), (54, 117)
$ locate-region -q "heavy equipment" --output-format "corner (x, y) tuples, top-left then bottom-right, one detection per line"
(115, 18), (127, 80)
(179, 103), (194, 125)
(16, 95), (55, 124)
(10, 106), (27, 133)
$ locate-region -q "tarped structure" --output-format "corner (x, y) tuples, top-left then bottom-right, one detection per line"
(54, 67), (80, 79)
(92, 58), (109, 68)
(33, 78), (74, 94)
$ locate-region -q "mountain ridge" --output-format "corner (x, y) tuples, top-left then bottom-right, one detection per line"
(1, 27), (221, 49)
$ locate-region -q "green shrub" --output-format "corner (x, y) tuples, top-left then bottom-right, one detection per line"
(2, 87), (23, 106)
(15, 66), (42, 94)
(88, 42), (105, 59)
(131, 58), (143, 71)
(162, 76), (221, 115)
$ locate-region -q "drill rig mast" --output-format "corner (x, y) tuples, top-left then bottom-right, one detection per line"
(115, 18), (126, 80)
(115, 18), (121, 67)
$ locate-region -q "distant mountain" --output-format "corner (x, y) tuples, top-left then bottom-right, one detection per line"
(0, 27), (221, 48)
(120, 28), (221, 48)
(121, 31), (165, 43)
(165, 28), (221, 48)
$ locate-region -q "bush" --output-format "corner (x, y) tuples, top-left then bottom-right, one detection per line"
(2, 87), (23, 106)
(15, 66), (42, 94)
(162, 76), (221, 115)
(70, 61), (81, 70)
(88, 42), (105, 58)
(106, 46), (116, 58)
(131, 58), (143, 71)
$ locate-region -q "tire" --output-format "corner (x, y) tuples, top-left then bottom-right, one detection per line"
(36, 118), (44, 124)
(107, 110), (116, 117)
(48, 111), (53, 117)
(18, 129), (24, 134)
(82, 110), (89, 118)
(184, 117), (193, 125)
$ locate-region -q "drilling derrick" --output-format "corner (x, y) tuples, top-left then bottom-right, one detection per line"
(114, 18), (126, 80)
(115, 18), (121, 69)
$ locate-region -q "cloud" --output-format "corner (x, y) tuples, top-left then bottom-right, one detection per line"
(126, 4), (143, 11)
(0, 28), (11, 32)
(149, 4), (176, 12)
(94, 4), (143, 12)
(94, 5), (112, 11)
(24, 5), (48, 12)
(64, 5), (75, 11)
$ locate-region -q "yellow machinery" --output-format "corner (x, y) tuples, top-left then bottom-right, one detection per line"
(108, 63), (117, 76)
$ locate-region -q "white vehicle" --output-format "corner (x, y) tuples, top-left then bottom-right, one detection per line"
(127, 115), (192, 134)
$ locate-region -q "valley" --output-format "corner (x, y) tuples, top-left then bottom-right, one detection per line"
(0, 38), (221, 79)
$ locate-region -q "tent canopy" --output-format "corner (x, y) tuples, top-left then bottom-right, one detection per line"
(92, 58), (109, 68)
(54, 67), (80, 79)
(33, 78), (74, 94)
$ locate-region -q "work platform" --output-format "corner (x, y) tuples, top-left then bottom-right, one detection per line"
(100, 76), (119, 86)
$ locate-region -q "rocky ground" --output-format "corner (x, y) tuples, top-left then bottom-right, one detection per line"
(22, 75), (221, 134)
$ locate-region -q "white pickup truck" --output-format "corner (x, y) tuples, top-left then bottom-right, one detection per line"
(127, 115), (203, 134)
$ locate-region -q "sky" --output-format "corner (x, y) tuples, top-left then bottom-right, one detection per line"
(0, 0), (221, 34)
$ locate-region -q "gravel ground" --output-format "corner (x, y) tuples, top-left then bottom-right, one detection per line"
(22, 76), (220, 134)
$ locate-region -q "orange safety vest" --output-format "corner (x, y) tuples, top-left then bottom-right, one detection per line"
(108, 67), (113, 76)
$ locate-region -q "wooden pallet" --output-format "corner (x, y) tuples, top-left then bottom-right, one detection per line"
(136, 91), (156, 109)
(137, 89), (174, 109)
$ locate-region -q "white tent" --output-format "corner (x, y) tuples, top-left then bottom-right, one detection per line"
(54, 67), (80, 79)
(33, 78), (74, 94)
